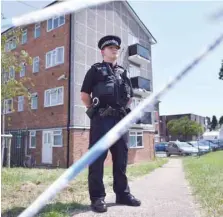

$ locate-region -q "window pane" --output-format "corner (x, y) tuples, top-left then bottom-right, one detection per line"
(9, 67), (15, 79)
(137, 136), (142, 147)
(45, 91), (50, 106)
(46, 52), (51, 68)
(57, 47), (64, 64)
(59, 15), (65, 25)
(52, 50), (56, 66)
(54, 134), (62, 146)
(31, 136), (36, 147)
(47, 18), (53, 31)
(18, 96), (24, 111)
(58, 88), (63, 103)
(31, 95), (38, 109)
(129, 135), (136, 147)
(53, 17), (59, 28)
(33, 57), (39, 72)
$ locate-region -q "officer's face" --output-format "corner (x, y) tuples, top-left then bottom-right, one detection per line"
(102, 45), (119, 60)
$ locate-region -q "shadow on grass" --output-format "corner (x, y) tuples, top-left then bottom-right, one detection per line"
(1, 202), (91, 217)
(1, 202), (119, 217)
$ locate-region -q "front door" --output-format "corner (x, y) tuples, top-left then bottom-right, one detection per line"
(42, 131), (53, 164)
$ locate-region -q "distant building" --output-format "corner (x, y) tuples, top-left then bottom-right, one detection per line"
(159, 113), (206, 142)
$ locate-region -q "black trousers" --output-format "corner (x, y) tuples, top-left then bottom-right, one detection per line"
(88, 114), (130, 202)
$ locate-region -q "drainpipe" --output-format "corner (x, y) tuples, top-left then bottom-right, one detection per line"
(66, 14), (72, 168)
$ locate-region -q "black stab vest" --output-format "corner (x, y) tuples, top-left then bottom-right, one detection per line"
(92, 62), (131, 108)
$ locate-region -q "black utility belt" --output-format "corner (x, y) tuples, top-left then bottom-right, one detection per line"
(98, 107), (127, 117)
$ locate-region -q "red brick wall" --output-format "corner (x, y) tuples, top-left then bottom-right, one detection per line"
(29, 129), (68, 168)
(4, 15), (70, 131)
(70, 129), (155, 167)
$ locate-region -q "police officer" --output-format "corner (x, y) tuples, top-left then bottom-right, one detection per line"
(80, 35), (141, 213)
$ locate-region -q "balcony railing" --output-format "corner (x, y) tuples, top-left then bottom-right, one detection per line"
(128, 43), (151, 65)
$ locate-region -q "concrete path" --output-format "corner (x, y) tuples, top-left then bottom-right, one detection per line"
(72, 159), (202, 217)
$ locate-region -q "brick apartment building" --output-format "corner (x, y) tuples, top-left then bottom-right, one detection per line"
(2, 1), (158, 168)
(159, 113), (206, 142)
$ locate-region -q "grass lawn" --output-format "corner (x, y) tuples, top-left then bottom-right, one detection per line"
(1, 158), (167, 217)
(183, 151), (223, 217)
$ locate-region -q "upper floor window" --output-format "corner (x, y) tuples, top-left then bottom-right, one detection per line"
(20, 63), (26, 77)
(34, 23), (41, 38)
(46, 47), (64, 68)
(33, 56), (40, 73)
(18, 96), (24, 112)
(21, 29), (27, 44)
(47, 15), (65, 32)
(4, 99), (13, 114)
(44, 86), (64, 107)
(5, 37), (16, 51)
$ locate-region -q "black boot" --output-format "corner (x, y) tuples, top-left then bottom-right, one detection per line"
(116, 194), (141, 206)
(91, 198), (107, 213)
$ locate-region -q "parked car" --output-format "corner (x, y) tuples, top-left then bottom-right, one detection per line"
(206, 139), (223, 150)
(199, 140), (219, 151)
(166, 141), (198, 157)
(155, 142), (168, 152)
(188, 141), (211, 153)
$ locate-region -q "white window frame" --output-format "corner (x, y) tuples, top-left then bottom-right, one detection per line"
(45, 46), (64, 69)
(52, 130), (63, 147)
(29, 131), (36, 148)
(9, 66), (15, 79)
(31, 93), (38, 110)
(18, 96), (24, 112)
(33, 56), (39, 73)
(44, 86), (64, 107)
(47, 15), (65, 32)
(34, 23), (41, 38)
(20, 63), (26, 77)
(4, 98), (13, 114)
(128, 130), (144, 149)
(5, 37), (17, 51)
(21, 29), (27, 44)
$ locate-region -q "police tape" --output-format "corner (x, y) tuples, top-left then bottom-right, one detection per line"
(1, 0), (111, 29)
(18, 32), (223, 217)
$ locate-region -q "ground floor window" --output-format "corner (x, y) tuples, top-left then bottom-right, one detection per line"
(128, 131), (143, 148)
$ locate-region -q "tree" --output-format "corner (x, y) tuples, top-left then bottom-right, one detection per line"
(167, 116), (204, 141)
(219, 116), (223, 126)
(1, 28), (33, 137)
(219, 60), (223, 80)
(211, 115), (218, 130)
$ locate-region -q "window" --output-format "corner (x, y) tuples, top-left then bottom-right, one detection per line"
(45, 47), (64, 68)
(47, 15), (65, 31)
(43, 130), (63, 147)
(53, 130), (63, 147)
(129, 64), (140, 77)
(33, 56), (39, 73)
(20, 63), (26, 77)
(44, 87), (64, 107)
(129, 131), (143, 148)
(9, 66), (15, 79)
(29, 131), (36, 148)
(128, 33), (139, 46)
(31, 93), (38, 109)
(4, 99), (13, 114)
(130, 97), (152, 125)
(5, 38), (16, 51)
(18, 96), (24, 112)
(21, 29), (27, 44)
(34, 23), (41, 38)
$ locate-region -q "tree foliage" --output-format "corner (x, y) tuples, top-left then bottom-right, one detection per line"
(1, 28), (33, 104)
(211, 115), (218, 130)
(167, 116), (204, 140)
(219, 116), (223, 126)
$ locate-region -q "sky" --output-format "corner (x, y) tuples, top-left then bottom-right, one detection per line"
(1, 0), (223, 120)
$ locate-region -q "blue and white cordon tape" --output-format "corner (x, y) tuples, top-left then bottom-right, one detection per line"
(2, 1), (223, 217)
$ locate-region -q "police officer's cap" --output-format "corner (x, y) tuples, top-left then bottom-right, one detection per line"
(98, 35), (121, 50)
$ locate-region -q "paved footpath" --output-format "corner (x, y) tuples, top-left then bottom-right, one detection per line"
(72, 159), (202, 217)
